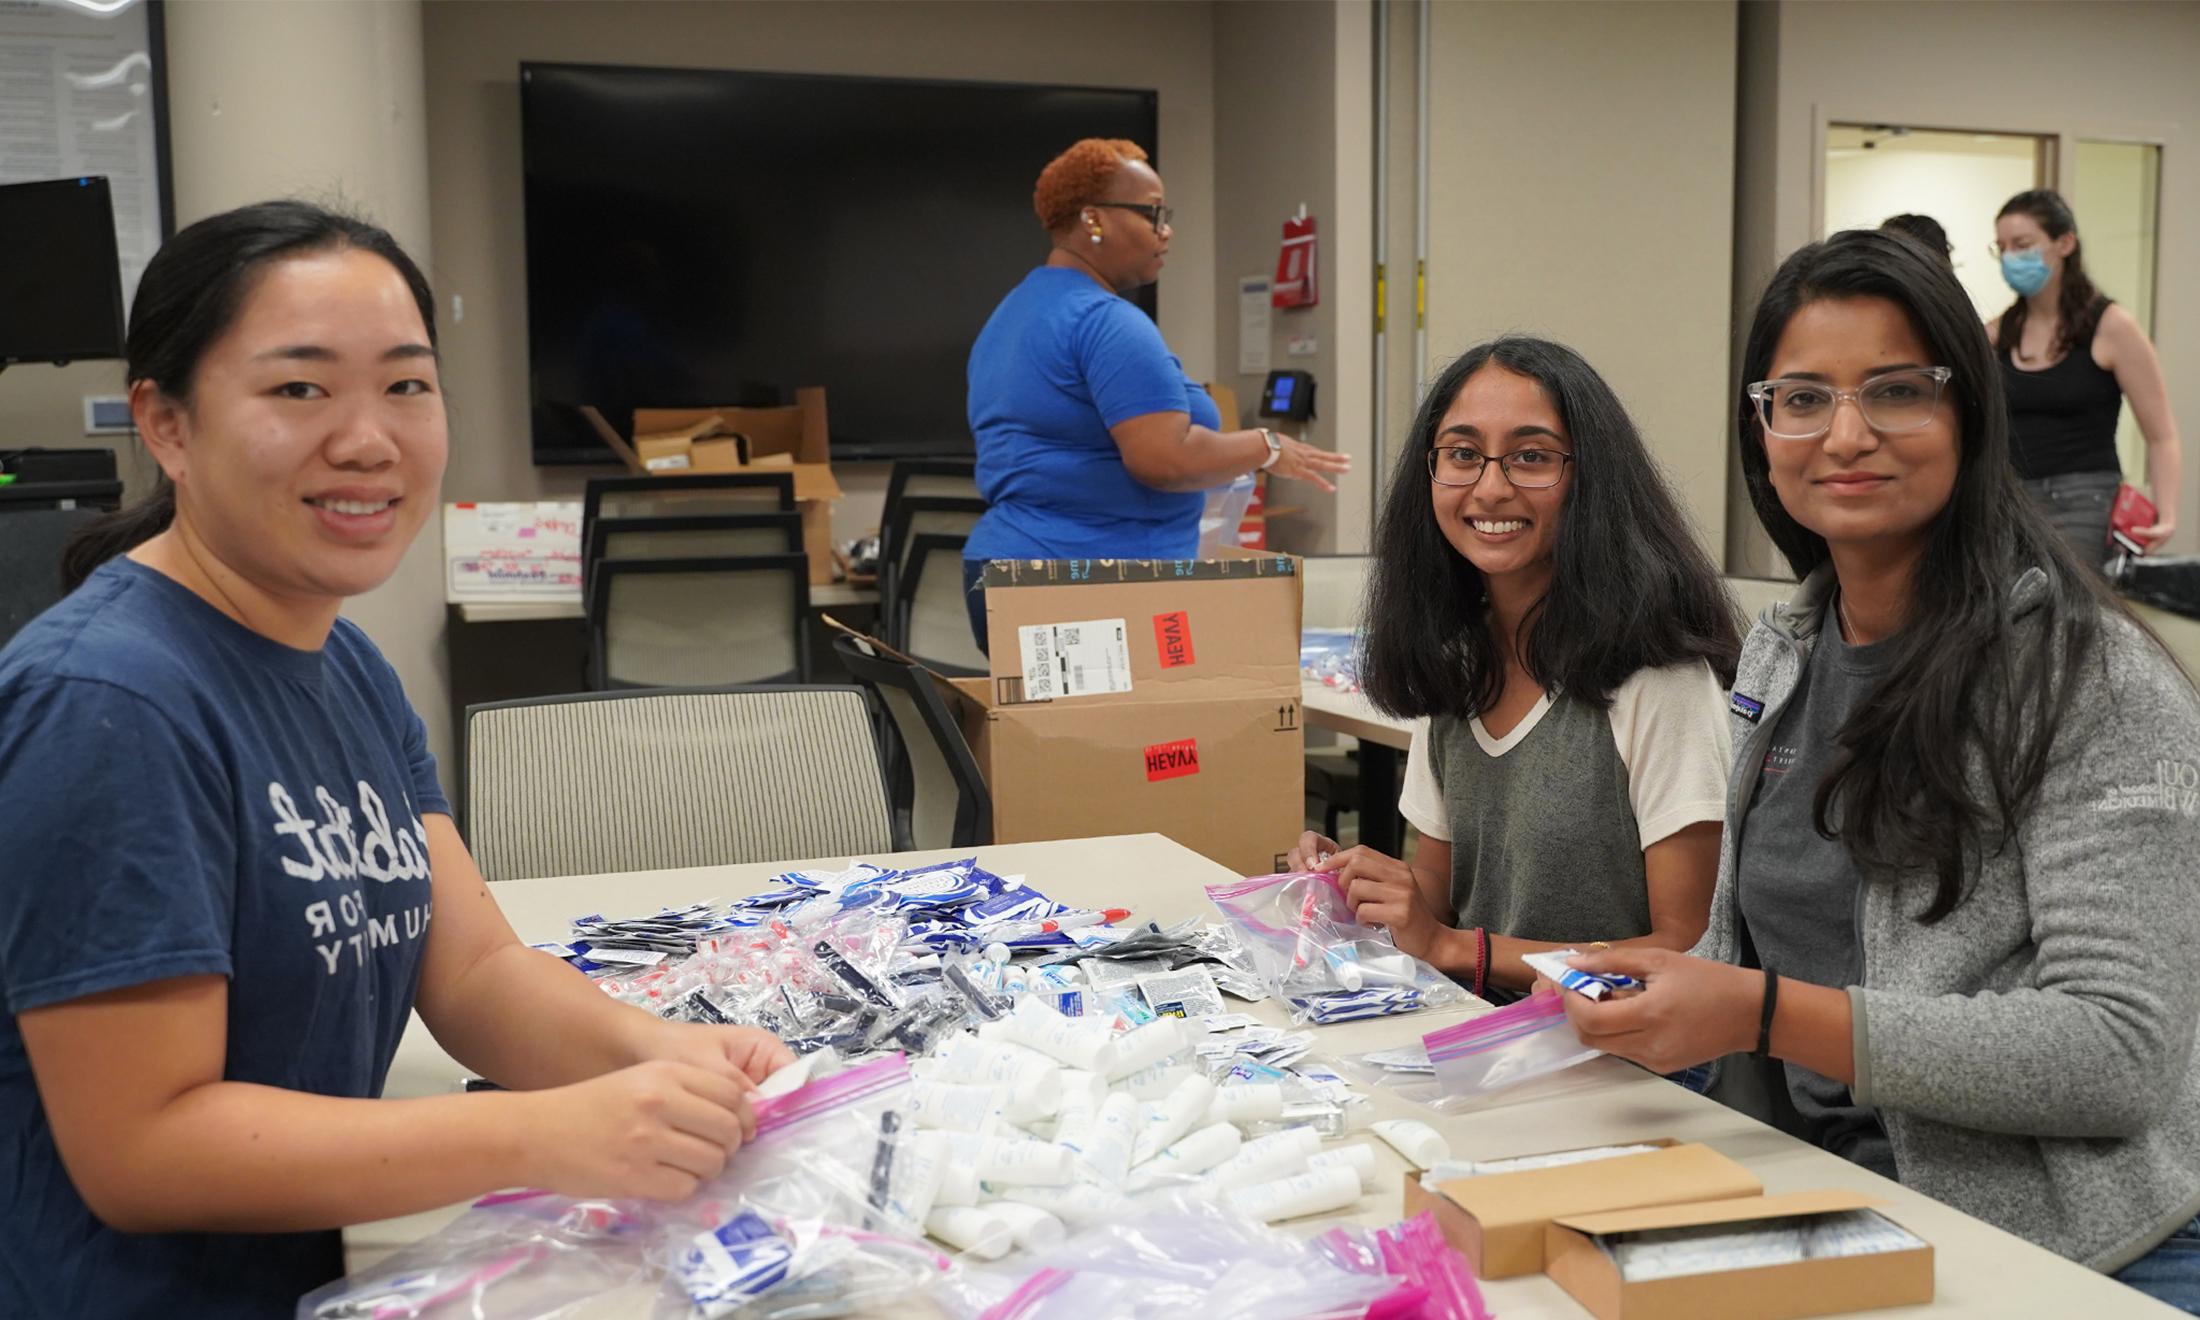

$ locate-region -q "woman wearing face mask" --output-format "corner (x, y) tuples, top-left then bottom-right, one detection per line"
(1556, 230), (2200, 1311)
(1989, 189), (2182, 562)
(1282, 337), (1739, 1001)
(0, 202), (792, 1318)
(961, 138), (1350, 650)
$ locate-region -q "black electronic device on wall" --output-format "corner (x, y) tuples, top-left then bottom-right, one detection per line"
(1259, 370), (1316, 423)
(0, 177), (126, 368)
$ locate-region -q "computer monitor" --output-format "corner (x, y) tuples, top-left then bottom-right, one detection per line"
(0, 176), (127, 368)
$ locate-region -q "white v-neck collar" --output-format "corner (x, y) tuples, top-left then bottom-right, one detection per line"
(1469, 692), (1554, 757)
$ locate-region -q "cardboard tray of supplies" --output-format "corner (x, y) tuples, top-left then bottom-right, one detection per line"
(1399, 1139), (1763, 1279)
(1543, 1189), (1933, 1320)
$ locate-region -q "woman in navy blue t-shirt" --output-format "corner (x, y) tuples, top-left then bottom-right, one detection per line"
(0, 202), (791, 1318)
(960, 138), (1351, 648)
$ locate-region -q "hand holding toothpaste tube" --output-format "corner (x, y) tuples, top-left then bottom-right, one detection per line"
(1554, 946), (1859, 1081)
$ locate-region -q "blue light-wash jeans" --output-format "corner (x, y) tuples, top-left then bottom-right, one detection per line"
(2115, 1214), (2200, 1315)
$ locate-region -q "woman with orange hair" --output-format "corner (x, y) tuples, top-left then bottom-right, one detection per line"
(960, 138), (1349, 648)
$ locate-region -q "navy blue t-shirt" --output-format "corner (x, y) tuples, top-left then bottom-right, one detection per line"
(0, 558), (447, 1318)
(964, 266), (1222, 562)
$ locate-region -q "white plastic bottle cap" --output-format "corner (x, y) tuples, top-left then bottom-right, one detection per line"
(1370, 1119), (1451, 1170)
(924, 1206), (1014, 1260)
(985, 1200), (1068, 1251)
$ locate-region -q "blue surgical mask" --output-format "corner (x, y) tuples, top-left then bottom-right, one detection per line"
(2001, 249), (2051, 297)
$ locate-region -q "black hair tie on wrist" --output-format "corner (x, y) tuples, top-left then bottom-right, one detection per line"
(1754, 967), (1780, 1057)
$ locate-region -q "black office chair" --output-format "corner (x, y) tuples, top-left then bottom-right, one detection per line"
(581, 512), (804, 604)
(879, 496), (986, 641)
(831, 633), (991, 849)
(588, 553), (811, 688)
(581, 473), (796, 570)
(883, 457), (979, 514)
(0, 508), (99, 648)
(896, 531), (987, 676)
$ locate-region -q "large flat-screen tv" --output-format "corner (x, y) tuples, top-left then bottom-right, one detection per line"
(0, 177), (126, 368)
(520, 63), (1159, 465)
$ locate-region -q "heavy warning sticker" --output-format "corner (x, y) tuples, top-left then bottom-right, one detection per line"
(1018, 618), (1132, 701)
(1153, 610), (1196, 669)
(1144, 737), (1200, 782)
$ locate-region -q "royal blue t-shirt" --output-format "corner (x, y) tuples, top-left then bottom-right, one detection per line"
(964, 267), (1223, 561)
(0, 558), (446, 1318)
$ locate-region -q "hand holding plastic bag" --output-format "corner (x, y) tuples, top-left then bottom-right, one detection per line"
(1204, 872), (1466, 1025)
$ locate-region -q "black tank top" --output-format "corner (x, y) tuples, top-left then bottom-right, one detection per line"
(1999, 300), (2123, 480)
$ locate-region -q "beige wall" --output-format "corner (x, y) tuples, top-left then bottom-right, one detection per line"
(1424, 0), (1738, 555)
(1730, 0), (2200, 573)
(1210, 0), (1376, 555)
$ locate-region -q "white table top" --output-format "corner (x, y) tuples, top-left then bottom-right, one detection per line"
(452, 581), (878, 624)
(349, 833), (2172, 1317)
(1300, 679), (1416, 751)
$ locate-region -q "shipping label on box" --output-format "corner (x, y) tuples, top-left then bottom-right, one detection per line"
(1019, 618), (1133, 700)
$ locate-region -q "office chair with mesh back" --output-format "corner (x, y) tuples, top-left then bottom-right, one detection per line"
(831, 634), (991, 850)
(879, 496), (986, 643)
(588, 553), (810, 688)
(463, 685), (894, 881)
(580, 472), (796, 566)
(897, 532), (987, 675)
(883, 457), (978, 514)
(582, 512), (804, 605)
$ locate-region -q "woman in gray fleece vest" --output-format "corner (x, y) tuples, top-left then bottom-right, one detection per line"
(1560, 230), (2200, 1310)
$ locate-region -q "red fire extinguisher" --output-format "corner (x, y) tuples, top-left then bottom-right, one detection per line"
(1272, 206), (1318, 309)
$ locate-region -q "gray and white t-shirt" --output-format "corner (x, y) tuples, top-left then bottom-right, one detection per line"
(1398, 659), (1732, 944)
(1734, 616), (1898, 1180)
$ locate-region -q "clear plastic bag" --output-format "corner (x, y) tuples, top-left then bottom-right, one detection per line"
(1198, 475), (1258, 557)
(1298, 629), (1361, 694)
(1203, 872), (1466, 1026)
(646, 1053), (956, 1318)
(1418, 990), (1599, 1111)
(298, 1190), (655, 1319)
(937, 1188), (1401, 1320)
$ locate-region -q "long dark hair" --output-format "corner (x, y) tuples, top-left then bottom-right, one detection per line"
(61, 201), (438, 591)
(1740, 228), (2112, 921)
(1992, 189), (2106, 362)
(1361, 336), (1739, 722)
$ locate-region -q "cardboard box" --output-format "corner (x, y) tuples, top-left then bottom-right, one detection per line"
(1544, 1190), (1934, 1320)
(1399, 1140), (1762, 1279)
(950, 555), (1304, 877)
(580, 391), (845, 585)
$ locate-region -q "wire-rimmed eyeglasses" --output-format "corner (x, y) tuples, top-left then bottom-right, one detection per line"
(1426, 445), (1573, 488)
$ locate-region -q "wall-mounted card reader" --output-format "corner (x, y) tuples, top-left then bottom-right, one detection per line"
(1259, 370), (1316, 423)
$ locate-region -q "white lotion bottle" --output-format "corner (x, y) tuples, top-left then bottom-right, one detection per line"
(1224, 1165), (1362, 1223)
(1133, 1074), (1217, 1166)
(924, 1206), (1014, 1260)
(1370, 1118), (1451, 1169)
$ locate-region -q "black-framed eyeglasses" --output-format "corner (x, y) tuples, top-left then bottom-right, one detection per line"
(1093, 201), (1173, 233)
(1425, 445), (1573, 488)
(1745, 366), (1953, 441)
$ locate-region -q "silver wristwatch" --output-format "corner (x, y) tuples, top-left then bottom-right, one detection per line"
(1258, 427), (1283, 471)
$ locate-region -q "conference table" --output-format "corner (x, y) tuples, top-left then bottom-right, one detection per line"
(1300, 680), (1415, 856)
(349, 833), (2175, 1317)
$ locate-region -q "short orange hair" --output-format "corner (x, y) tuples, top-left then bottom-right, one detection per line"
(1033, 139), (1149, 231)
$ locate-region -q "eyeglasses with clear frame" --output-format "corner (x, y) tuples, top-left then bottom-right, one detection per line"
(1092, 201), (1173, 233)
(1425, 445), (1574, 488)
(1745, 367), (1953, 441)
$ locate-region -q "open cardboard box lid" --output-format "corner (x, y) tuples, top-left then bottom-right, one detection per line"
(1430, 1142), (1761, 1226)
(1553, 1188), (1892, 1238)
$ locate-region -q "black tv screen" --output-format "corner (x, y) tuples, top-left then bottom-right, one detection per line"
(0, 177), (126, 367)
(520, 63), (1159, 465)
